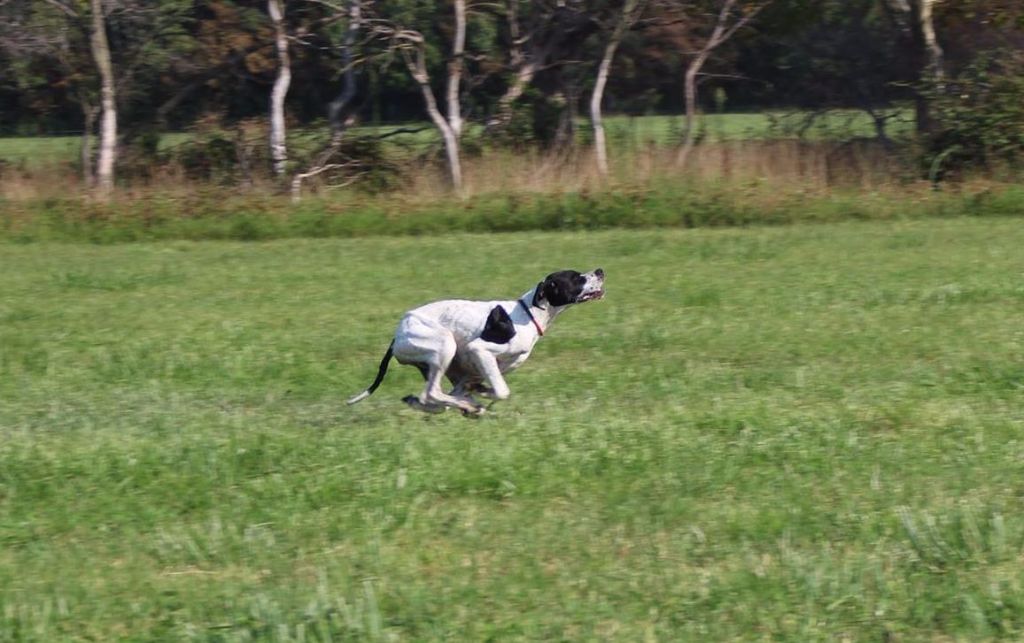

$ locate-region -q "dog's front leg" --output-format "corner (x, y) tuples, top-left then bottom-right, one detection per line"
(465, 340), (511, 401)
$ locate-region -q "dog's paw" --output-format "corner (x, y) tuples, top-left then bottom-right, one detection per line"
(461, 405), (486, 418)
(402, 395), (446, 414)
(458, 398), (488, 418)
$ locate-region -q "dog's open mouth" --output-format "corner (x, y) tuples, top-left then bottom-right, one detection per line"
(577, 288), (605, 303)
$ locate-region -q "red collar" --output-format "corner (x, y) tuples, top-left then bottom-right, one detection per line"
(517, 299), (544, 336)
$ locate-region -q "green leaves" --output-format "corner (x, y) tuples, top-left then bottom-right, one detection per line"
(924, 51), (1024, 174)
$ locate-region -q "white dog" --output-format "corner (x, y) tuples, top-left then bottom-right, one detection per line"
(347, 269), (605, 414)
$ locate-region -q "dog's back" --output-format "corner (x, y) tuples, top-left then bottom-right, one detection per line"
(401, 299), (511, 345)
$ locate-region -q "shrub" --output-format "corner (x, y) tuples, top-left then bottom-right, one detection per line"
(173, 133), (242, 182)
(924, 51), (1024, 179)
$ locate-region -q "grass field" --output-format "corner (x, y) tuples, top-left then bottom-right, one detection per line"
(2, 217), (1024, 640)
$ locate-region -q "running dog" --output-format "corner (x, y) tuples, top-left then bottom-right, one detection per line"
(347, 269), (605, 415)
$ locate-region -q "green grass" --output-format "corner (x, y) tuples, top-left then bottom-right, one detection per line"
(3, 217), (1024, 640)
(0, 133), (193, 169)
(0, 135), (84, 168)
(5, 182), (1024, 245)
(598, 109), (915, 147)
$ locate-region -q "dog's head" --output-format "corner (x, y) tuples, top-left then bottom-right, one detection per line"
(532, 268), (605, 308)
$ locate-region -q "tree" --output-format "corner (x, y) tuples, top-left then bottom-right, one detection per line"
(665, 0), (769, 166)
(0, 0), (117, 194)
(915, 0), (943, 83)
(732, 0), (915, 144)
(373, 0), (468, 192)
(268, 0), (291, 178)
(882, 0), (943, 133)
(923, 50), (1024, 179)
(325, 0), (363, 144)
(487, 1), (598, 133)
(89, 0), (117, 196)
(151, 2), (270, 130)
(291, 0), (365, 201)
(0, 0), (194, 192)
(591, 0), (648, 176)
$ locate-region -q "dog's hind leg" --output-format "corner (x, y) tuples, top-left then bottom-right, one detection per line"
(419, 337), (485, 415)
(401, 361), (449, 413)
(394, 316), (483, 415)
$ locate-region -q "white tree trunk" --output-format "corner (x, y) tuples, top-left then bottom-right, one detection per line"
(398, 0), (466, 193)
(268, 0), (291, 178)
(918, 0), (944, 82)
(408, 55), (462, 192)
(592, 0), (643, 176)
(89, 0), (117, 197)
(676, 52), (708, 167)
(893, 0), (944, 132)
(439, 125), (464, 194)
(915, 0), (943, 133)
(591, 47), (615, 176)
(447, 0), (466, 140)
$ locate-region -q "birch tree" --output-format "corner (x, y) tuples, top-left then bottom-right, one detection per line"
(915, 0), (943, 84)
(591, 0), (647, 176)
(268, 0), (292, 178)
(2, 0), (193, 192)
(886, 0), (943, 82)
(375, 0), (468, 192)
(89, 0), (117, 196)
(9, 0), (120, 195)
(292, 0), (365, 201)
(672, 0), (768, 166)
(884, 0), (944, 132)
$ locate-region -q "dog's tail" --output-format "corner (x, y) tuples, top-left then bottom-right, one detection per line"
(346, 340), (395, 405)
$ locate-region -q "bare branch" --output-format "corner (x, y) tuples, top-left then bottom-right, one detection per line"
(290, 162), (353, 201)
(676, 0), (772, 166)
(41, 0), (78, 18)
(371, 126), (432, 141)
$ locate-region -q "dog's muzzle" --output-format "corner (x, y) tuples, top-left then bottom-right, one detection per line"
(576, 268), (606, 303)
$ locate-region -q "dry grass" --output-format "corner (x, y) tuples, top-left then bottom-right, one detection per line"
(1, 137), (909, 203)
(407, 139), (908, 200)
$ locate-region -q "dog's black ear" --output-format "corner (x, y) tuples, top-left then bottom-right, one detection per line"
(531, 281), (546, 307)
(480, 306), (516, 344)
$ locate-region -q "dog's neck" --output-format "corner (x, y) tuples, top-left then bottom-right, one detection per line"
(518, 287), (565, 335)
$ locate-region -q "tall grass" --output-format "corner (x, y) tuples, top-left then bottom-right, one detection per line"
(1, 128), (908, 193)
